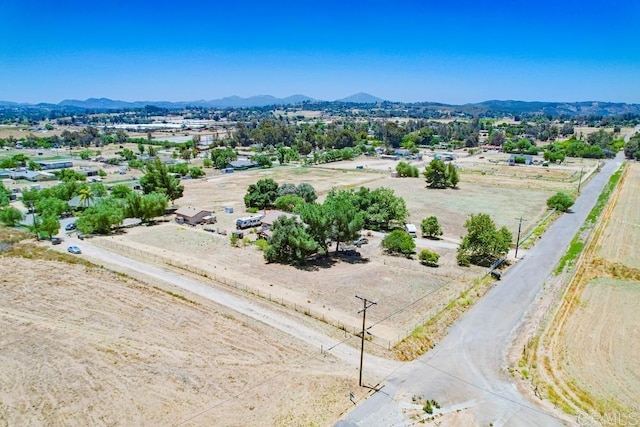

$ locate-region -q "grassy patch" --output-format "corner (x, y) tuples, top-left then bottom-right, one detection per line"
(586, 166), (624, 225)
(554, 165), (624, 275)
(555, 238), (585, 274)
(3, 242), (95, 267)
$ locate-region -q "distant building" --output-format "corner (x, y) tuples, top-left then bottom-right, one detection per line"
(9, 169), (56, 182)
(175, 206), (214, 225)
(79, 168), (99, 177)
(38, 161), (73, 170)
(228, 159), (258, 170)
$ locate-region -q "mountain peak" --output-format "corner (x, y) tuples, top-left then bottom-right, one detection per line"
(337, 92), (386, 103)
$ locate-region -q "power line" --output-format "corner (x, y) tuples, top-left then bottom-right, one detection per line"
(355, 295), (376, 387)
(175, 333), (359, 426)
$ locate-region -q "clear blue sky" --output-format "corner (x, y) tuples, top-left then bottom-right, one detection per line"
(2, 0), (638, 104)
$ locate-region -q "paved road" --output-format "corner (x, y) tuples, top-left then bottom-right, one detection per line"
(338, 154), (624, 426)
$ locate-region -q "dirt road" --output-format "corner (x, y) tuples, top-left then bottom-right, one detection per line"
(72, 241), (401, 379)
(337, 154), (624, 426)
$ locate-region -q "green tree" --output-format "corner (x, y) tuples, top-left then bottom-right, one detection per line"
(547, 192), (575, 212)
(418, 249), (440, 267)
(76, 199), (125, 235)
(35, 197), (68, 217)
(189, 167), (205, 178)
(296, 202), (331, 255)
(54, 169), (86, 182)
(210, 147), (238, 169)
(274, 194), (305, 212)
(264, 216), (318, 264)
(624, 137), (640, 160)
(295, 183), (318, 203)
(447, 163), (459, 188)
(325, 189), (364, 252)
(140, 158), (184, 204)
(0, 207), (24, 226)
(110, 184), (133, 199)
(202, 157), (213, 168)
(244, 178), (279, 209)
(424, 159), (448, 188)
(381, 229), (416, 257)
(0, 182), (10, 207)
(421, 216), (443, 239)
(39, 214), (60, 239)
(353, 187), (408, 231)
(396, 161), (419, 177)
(457, 214), (512, 266)
(28, 159), (42, 171)
(252, 153), (273, 168)
(126, 192), (169, 223)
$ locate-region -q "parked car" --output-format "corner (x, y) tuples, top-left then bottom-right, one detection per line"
(353, 237), (369, 246)
(67, 246), (81, 254)
(65, 222), (77, 231)
(51, 237), (62, 245)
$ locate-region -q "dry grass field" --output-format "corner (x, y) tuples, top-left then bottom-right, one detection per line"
(0, 252), (355, 427)
(532, 162), (640, 417)
(91, 156), (583, 348)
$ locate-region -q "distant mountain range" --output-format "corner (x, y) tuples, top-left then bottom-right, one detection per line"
(1, 94), (640, 117)
(34, 93), (384, 110)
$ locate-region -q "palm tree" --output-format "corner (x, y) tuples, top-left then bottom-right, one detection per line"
(77, 188), (95, 208)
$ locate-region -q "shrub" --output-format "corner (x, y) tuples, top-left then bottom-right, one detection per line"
(547, 191), (574, 212)
(381, 230), (416, 257)
(254, 239), (269, 251)
(421, 216), (443, 239)
(418, 249), (440, 267)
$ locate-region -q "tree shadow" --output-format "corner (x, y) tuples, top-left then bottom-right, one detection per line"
(294, 255), (337, 271)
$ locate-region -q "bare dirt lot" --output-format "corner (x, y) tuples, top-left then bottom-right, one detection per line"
(537, 162), (640, 416)
(0, 253), (355, 426)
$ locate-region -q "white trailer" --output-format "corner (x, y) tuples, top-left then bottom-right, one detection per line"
(235, 214), (265, 229)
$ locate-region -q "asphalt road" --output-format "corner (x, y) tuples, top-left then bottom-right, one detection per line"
(337, 154), (624, 426)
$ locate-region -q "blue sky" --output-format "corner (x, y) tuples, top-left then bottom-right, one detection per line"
(1, 0), (638, 104)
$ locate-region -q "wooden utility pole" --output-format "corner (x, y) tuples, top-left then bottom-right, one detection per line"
(577, 167), (584, 194)
(515, 216), (524, 259)
(356, 295), (376, 387)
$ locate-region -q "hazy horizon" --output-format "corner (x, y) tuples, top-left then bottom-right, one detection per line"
(2, 0), (639, 105)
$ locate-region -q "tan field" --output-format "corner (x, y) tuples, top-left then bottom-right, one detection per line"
(535, 162), (640, 416)
(0, 253), (356, 426)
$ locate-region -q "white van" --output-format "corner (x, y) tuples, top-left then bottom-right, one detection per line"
(404, 223), (417, 238)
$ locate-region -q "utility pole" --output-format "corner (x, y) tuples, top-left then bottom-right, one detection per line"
(514, 216), (524, 259)
(355, 295), (376, 387)
(577, 167), (584, 194)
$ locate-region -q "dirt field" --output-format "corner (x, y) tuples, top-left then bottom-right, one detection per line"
(598, 162), (640, 268)
(0, 254), (355, 426)
(88, 157), (576, 349)
(560, 278), (640, 411)
(534, 162), (640, 416)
